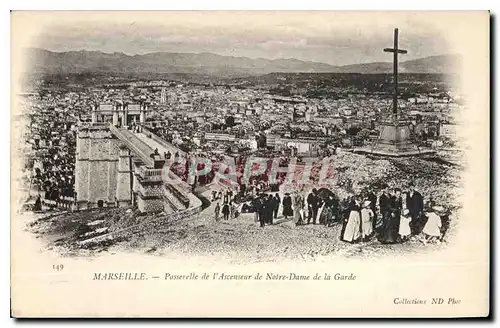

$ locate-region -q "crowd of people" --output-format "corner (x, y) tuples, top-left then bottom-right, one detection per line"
(212, 180), (450, 246)
(213, 190), (239, 222)
(334, 181), (449, 244)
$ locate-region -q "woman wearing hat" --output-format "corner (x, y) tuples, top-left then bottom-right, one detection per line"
(360, 200), (374, 240)
(399, 209), (412, 241)
(421, 204), (443, 245)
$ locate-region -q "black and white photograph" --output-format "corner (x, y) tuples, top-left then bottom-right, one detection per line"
(10, 10), (490, 317)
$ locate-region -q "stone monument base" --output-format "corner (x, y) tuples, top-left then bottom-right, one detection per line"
(353, 122), (435, 157)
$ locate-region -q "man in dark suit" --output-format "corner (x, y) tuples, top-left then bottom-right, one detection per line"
(255, 194), (266, 228)
(222, 202), (230, 221)
(266, 194), (275, 225)
(307, 188), (318, 224)
(406, 182), (424, 235)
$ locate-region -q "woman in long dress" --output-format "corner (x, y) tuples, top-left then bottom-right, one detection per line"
(421, 206), (443, 244)
(34, 194), (42, 212)
(342, 197), (362, 243)
(378, 190), (400, 244)
(230, 203), (238, 219)
(316, 199), (326, 224)
(360, 200), (374, 240)
(324, 196), (336, 227)
(399, 209), (412, 241)
(293, 192), (305, 225)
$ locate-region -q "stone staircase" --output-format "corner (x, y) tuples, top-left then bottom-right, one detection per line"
(161, 185), (186, 212)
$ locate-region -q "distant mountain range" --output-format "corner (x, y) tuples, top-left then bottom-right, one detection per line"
(24, 48), (462, 77)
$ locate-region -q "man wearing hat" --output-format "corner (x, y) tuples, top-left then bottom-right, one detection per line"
(307, 188), (319, 224)
(406, 181), (424, 235)
(282, 192), (293, 220)
(253, 193), (266, 228)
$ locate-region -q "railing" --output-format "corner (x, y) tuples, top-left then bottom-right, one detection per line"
(91, 122), (109, 127)
(42, 197), (76, 210)
(144, 168), (163, 177)
(78, 122), (109, 130)
(138, 167), (163, 182)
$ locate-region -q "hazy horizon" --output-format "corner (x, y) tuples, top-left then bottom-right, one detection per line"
(24, 11), (454, 66)
(29, 46), (456, 67)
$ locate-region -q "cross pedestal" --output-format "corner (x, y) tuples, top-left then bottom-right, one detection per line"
(378, 122), (413, 150)
(355, 121), (435, 157)
(353, 28), (435, 157)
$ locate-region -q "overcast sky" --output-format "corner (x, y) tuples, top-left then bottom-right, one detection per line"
(33, 11), (451, 66)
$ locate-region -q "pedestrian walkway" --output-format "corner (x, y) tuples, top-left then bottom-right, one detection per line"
(109, 125), (155, 167)
(135, 132), (182, 159)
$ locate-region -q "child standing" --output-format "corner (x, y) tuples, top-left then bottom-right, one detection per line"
(421, 205), (443, 245)
(399, 209), (412, 241)
(360, 200), (374, 240)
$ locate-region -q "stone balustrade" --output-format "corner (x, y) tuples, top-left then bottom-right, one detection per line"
(138, 167), (164, 182)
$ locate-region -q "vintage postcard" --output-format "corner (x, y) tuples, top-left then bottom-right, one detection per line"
(10, 11), (490, 317)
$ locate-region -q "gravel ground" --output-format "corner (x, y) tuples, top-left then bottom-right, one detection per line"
(110, 210), (449, 262)
(26, 203), (449, 262)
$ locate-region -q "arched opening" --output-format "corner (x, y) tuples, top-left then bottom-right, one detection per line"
(97, 200), (104, 208)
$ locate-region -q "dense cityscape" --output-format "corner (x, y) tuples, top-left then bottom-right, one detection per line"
(10, 10), (491, 320)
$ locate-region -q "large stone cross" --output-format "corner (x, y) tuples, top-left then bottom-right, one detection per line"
(384, 28), (407, 118)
